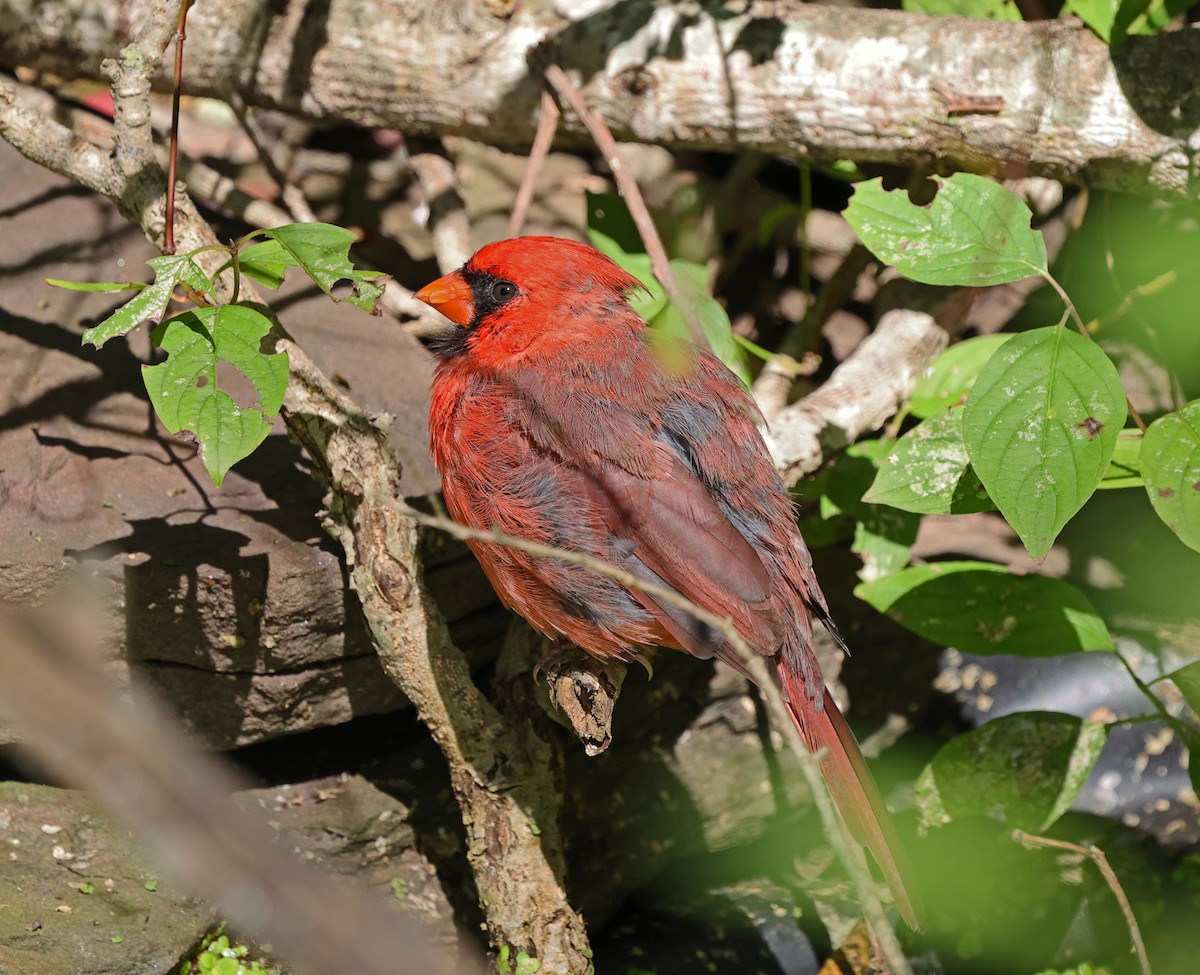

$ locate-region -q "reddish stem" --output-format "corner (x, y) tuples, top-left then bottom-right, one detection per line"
(164, 0), (192, 254)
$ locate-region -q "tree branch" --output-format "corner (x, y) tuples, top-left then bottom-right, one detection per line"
(3, 0), (1199, 198)
(765, 309), (950, 485)
(1, 26), (594, 974)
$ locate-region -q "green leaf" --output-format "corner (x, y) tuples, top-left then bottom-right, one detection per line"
(857, 561), (1115, 655)
(81, 254), (214, 348)
(256, 223), (385, 312)
(1168, 660), (1200, 717)
(817, 440), (887, 519)
(864, 409), (994, 515)
(1062, 0), (1119, 40)
(915, 712), (1108, 832)
(844, 174), (1048, 286)
(1142, 400), (1200, 553)
(807, 443), (919, 580)
(646, 260), (750, 386)
(910, 334), (1014, 419)
(237, 239), (293, 290)
(1098, 431), (1143, 489)
(587, 192), (749, 384)
(46, 278), (149, 293)
(853, 504), (920, 583)
(842, 443), (920, 581)
(903, 0), (1021, 19)
(142, 305), (288, 485)
(963, 326), (1126, 560)
(1064, 0), (1186, 45)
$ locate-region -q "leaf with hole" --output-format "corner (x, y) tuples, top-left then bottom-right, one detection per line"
(81, 255), (214, 348)
(1141, 400), (1200, 553)
(856, 561), (1114, 655)
(864, 409), (993, 515)
(142, 305), (289, 485)
(844, 173), (1047, 286)
(915, 712), (1108, 832)
(237, 239), (294, 290)
(909, 334), (1014, 419)
(963, 326), (1126, 560)
(254, 223), (385, 312)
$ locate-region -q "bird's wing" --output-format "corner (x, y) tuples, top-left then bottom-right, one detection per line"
(585, 448), (786, 662)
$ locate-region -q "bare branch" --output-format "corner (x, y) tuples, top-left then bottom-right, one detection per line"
(1013, 829), (1152, 975)
(509, 89), (560, 237)
(2, 1), (1198, 198)
(765, 309), (950, 484)
(545, 64), (710, 350)
(411, 150), (472, 274)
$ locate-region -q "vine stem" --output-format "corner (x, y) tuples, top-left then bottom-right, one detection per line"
(163, 0), (192, 254)
(1043, 270), (1147, 432)
(1112, 644), (1191, 742)
(1012, 829), (1151, 975)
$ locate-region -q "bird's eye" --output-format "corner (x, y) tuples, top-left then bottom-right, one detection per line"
(491, 280), (517, 302)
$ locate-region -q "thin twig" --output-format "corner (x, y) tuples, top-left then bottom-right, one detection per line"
(1044, 271), (1147, 432)
(544, 64), (710, 351)
(164, 0), (192, 253)
(1112, 645), (1190, 741)
(1012, 829), (1151, 975)
(742, 654), (916, 975)
(411, 149), (472, 273)
(406, 509), (750, 650)
(509, 89), (560, 237)
(753, 243), (874, 420)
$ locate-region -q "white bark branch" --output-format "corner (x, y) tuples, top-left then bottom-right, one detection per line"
(2, 0), (1199, 197)
(765, 309), (950, 485)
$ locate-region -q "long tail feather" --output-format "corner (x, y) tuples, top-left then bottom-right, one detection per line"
(777, 659), (924, 930)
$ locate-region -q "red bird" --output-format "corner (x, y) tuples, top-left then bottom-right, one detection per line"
(416, 236), (921, 929)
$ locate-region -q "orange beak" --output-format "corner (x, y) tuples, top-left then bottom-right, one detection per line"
(414, 271), (475, 326)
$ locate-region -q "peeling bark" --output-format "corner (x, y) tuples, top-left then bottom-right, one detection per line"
(2, 0), (1199, 197)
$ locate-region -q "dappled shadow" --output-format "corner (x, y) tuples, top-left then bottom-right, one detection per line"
(0, 182), (96, 221)
(1113, 30), (1200, 139)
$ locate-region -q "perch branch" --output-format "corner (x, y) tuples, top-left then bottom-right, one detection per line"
(406, 506), (917, 971)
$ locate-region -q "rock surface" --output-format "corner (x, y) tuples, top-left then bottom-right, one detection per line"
(0, 139), (503, 748)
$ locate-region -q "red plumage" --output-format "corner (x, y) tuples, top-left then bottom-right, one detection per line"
(418, 236), (922, 929)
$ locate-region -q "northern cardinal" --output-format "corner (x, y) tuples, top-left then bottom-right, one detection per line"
(416, 236), (922, 928)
